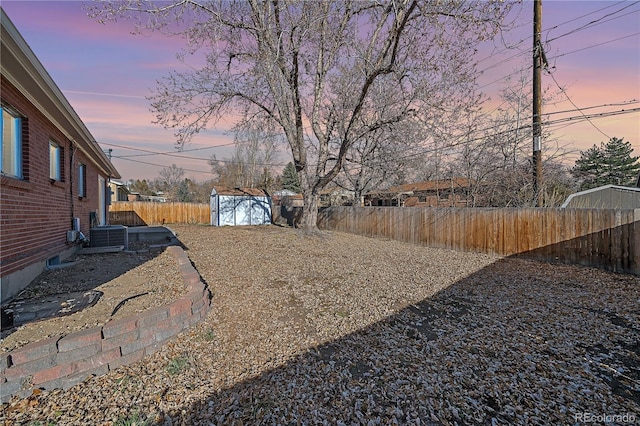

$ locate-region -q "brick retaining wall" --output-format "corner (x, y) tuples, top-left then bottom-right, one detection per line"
(0, 246), (211, 403)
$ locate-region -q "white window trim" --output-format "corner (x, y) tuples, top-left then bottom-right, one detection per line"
(1, 105), (23, 179)
(49, 141), (61, 181)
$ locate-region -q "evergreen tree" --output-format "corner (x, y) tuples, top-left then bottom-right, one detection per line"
(175, 179), (192, 202)
(602, 137), (640, 185)
(282, 162), (301, 193)
(572, 137), (639, 190)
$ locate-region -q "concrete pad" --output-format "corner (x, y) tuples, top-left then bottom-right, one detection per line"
(78, 246), (124, 254)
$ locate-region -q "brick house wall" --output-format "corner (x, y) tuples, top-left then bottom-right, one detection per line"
(1, 9), (120, 302)
(1, 77), (113, 301)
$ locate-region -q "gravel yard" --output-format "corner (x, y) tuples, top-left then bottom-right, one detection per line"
(2, 224), (639, 424)
(1, 247), (183, 353)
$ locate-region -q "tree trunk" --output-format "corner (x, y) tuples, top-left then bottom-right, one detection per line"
(300, 190), (320, 232)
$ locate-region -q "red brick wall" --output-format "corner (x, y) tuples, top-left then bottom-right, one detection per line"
(1, 77), (107, 278)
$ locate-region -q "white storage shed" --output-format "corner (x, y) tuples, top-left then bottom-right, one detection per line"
(210, 187), (272, 226)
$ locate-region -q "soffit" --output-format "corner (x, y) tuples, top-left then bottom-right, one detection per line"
(1, 9), (120, 179)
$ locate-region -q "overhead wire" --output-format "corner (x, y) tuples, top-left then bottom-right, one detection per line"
(548, 32), (640, 61)
(112, 156), (216, 176)
(545, 2), (640, 43)
(105, 100), (638, 171)
(99, 140), (236, 156)
(107, 104), (639, 179)
(539, 3), (638, 146)
(543, 0), (629, 32)
(475, 1), (640, 92)
(106, 3), (639, 178)
(546, 70), (611, 140)
(341, 106), (640, 171)
(476, 0), (632, 66)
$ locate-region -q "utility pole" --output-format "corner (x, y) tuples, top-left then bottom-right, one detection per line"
(533, 0), (543, 207)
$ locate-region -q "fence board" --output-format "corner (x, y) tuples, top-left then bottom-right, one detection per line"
(111, 203), (639, 275)
(318, 207), (640, 275)
(109, 202), (210, 226)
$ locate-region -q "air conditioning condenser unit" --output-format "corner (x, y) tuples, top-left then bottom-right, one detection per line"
(90, 225), (128, 250)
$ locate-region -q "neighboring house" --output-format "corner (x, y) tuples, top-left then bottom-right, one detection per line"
(561, 185), (640, 209)
(1, 9), (120, 302)
(127, 193), (168, 202)
(319, 187), (355, 207)
(109, 180), (130, 203)
(364, 178), (474, 207)
(272, 189), (297, 199)
(272, 189), (303, 207)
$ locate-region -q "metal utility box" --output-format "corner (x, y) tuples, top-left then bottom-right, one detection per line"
(90, 225), (128, 249)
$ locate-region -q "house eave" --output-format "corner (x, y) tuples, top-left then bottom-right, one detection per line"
(1, 8), (120, 180)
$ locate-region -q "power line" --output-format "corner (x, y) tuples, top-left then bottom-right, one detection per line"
(99, 140), (235, 155)
(544, 0), (629, 32)
(544, 100), (639, 116)
(112, 156), (216, 176)
(475, 2), (639, 93)
(109, 102), (638, 172)
(545, 2), (640, 43)
(111, 105), (638, 178)
(477, 0), (633, 66)
(546, 71), (611, 140)
(477, 29), (639, 93)
(545, 107), (639, 126)
(548, 32), (640, 61)
(117, 143), (236, 158)
(341, 107), (640, 171)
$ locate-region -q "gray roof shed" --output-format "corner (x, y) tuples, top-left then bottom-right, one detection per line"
(561, 185), (640, 209)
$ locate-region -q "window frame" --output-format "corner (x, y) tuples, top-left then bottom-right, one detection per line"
(49, 140), (62, 181)
(1, 104), (23, 179)
(78, 163), (86, 198)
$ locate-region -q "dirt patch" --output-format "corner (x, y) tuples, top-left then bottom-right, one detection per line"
(1, 244), (184, 353)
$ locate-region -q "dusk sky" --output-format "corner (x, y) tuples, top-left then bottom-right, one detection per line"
(2, 1), (639, 182)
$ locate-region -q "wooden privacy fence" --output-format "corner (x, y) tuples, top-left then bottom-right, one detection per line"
(109, 203), (640, 274)
(318, 207), (640, 275)
(109, 202), (210, 226)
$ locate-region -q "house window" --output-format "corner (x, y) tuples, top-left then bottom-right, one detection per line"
(1, 105), (23, 179)
(78, 163), (86, 197)
(49, 141), (62, 181)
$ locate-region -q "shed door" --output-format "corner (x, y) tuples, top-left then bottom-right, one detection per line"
(218, 196), (236, 226)
(236, 196), (252, 225)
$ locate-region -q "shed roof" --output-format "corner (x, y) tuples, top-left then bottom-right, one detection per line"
(561, 185), (640, 209)
(211, 186), (268, 197)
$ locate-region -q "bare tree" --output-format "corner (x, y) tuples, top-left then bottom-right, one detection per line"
(208, 152), (244, 187)
(155, 163), (185, 200)
(90, 0), (515, 231)
(446, 67), (573, 207)
(234, 120), (279, 189)
(208, 121), (279, 188)
(336, 117), (426, 205)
